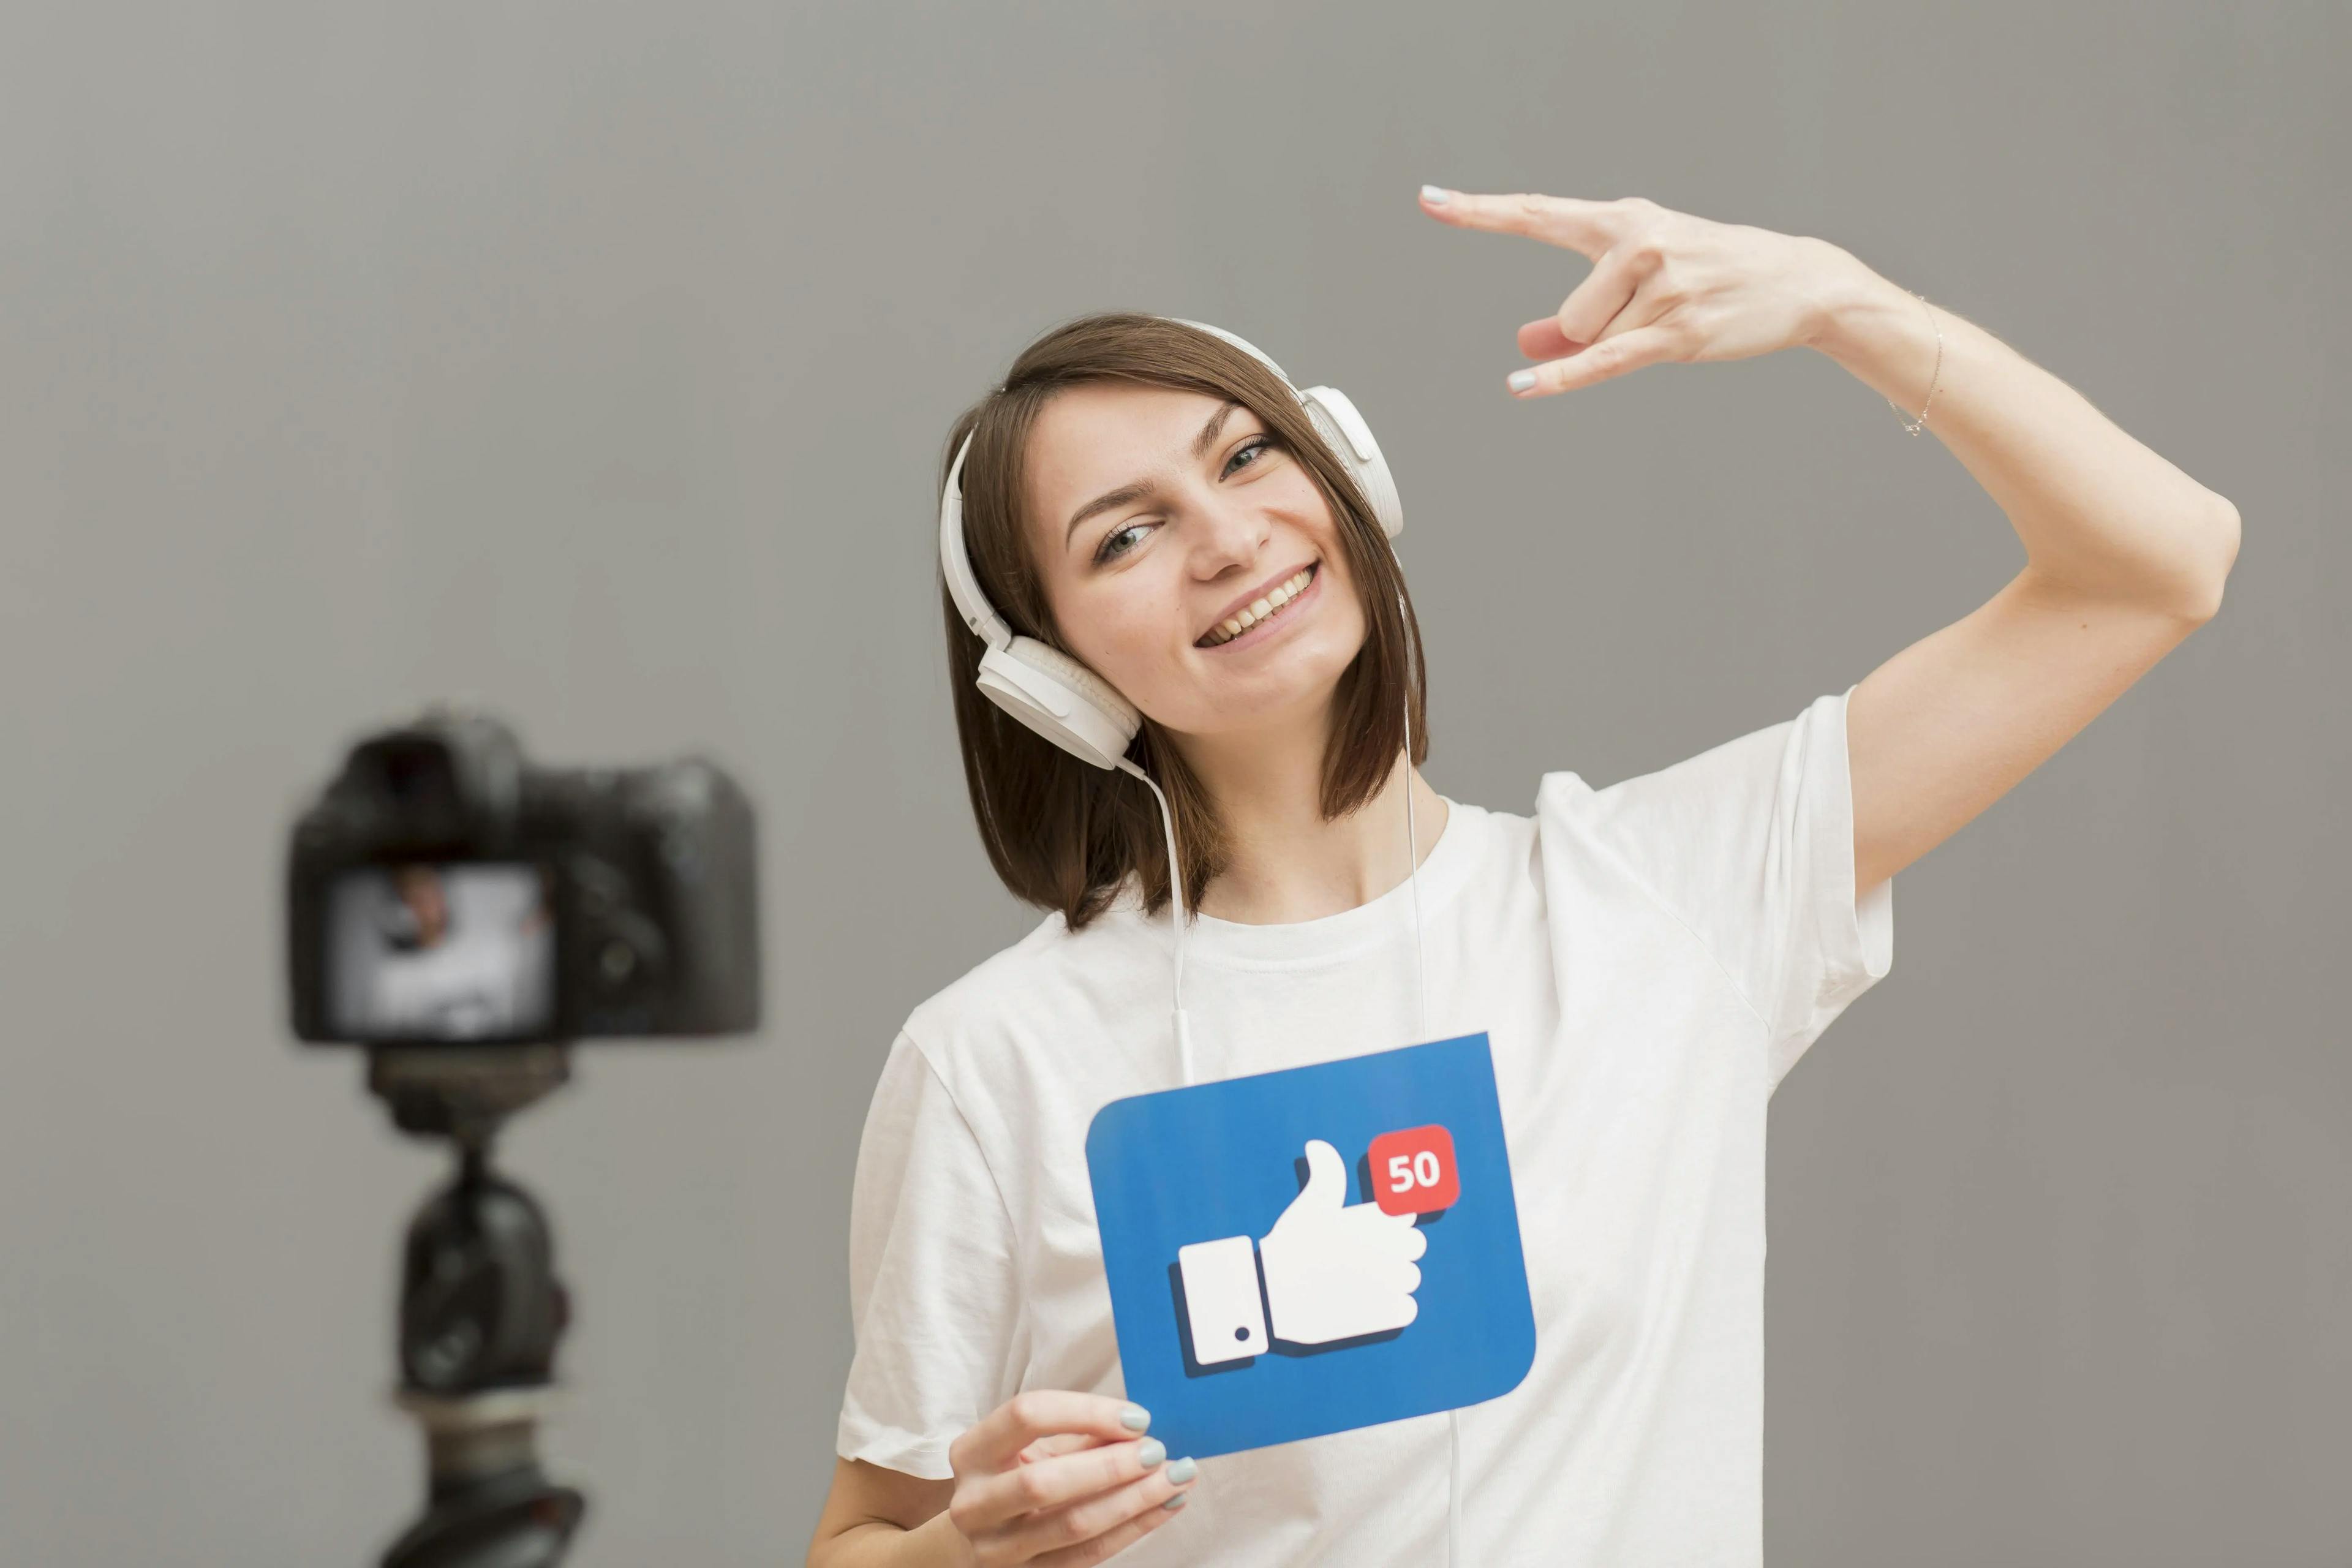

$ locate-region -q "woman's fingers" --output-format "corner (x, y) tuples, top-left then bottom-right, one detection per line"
(962, 1437), (1170, 1530)
(1027, 1497), (1183, 1568)
(1555, 244), (1654, 350)
(1510, 323), (1684, 398)
(1016, 1430), (1108, 1464)
(1435, 187), (1839, 388)
(951, 1393), (1148, 1476)
(1424, 189), (1675, 394)
(1022, 1496), (1189, 1567)
(942, 1393), (1197, 1562)
(1419, 187), (1643, 260)
(1518, 318), (1585, 361)
(995, 1458), (1199, 1565)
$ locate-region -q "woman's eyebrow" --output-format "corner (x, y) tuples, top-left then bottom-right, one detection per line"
(1062, 400), (1243, 546)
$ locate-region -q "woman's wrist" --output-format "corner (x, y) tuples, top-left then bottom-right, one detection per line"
(908, 1509), (978, 1568)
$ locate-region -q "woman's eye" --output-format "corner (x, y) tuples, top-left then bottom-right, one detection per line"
(1095, 521), (1153, 564)
(1224, 436), (1275, 476)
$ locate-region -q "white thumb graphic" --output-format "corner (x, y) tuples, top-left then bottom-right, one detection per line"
(1257, 1138), (1429, 1346)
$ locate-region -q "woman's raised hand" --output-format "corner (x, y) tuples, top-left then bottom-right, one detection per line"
(1417, 187), (1870, 398)
(944, 1392), (1198, 1566)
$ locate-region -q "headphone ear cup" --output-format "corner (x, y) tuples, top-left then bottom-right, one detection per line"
(974, 638), (1142, 771)
(1302, 386), (1403, 540)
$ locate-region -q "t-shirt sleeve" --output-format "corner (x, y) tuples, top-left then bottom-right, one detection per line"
(1578, 686), (1894, 1091)
(835, 1031), (1023, 1479)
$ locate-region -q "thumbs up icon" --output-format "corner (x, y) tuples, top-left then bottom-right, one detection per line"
(1175, 1138), (1431, 1367)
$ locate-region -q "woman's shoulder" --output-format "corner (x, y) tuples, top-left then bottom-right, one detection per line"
(1529, 693), (1848, 843)
(898, 896), (1161, 1077)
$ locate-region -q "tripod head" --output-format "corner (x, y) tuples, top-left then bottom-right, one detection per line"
(368, 1047), (585, 1568)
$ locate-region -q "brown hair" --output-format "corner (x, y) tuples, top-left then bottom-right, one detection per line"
(938, 312), (1427, 932)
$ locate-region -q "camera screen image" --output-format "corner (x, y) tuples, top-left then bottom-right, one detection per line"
(325, 862), (555, 1041)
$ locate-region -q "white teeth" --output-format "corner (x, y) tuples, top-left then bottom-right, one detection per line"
(1202, 565), (1316, 646)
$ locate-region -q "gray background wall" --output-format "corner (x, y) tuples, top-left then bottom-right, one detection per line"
(3, 3), (2341, 1563)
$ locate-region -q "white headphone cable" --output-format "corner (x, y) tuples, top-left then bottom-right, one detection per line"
(1401, 688), (1461, 1568)
(1115, 755), (1195, 1085)
(1120, 676), (1455, 1562)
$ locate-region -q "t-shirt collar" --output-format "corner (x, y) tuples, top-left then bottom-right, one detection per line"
(1112, 796), (1487, 970)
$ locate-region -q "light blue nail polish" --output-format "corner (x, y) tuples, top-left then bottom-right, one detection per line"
(1162, 1490), (1191, 1511)
(1136, 1438), (1166, 1469)
(1508, 369), (1538, 393)
(1120, 1404), (1150, 1431)
(1420, 184), (1450, 205)
(1164, 1457), (1197, 1485)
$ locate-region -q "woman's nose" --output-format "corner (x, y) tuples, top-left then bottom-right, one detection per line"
(1189, 496), (1272, 576)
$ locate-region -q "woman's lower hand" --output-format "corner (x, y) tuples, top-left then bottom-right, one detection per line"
(944, 1392), (1198, 1566)
(1416, 186), (1875, 397)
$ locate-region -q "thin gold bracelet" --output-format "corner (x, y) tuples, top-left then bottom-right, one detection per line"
(1887, 289), (1942, 436)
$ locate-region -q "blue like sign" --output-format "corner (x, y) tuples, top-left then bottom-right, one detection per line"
(1084, 1033), (1537, 1460)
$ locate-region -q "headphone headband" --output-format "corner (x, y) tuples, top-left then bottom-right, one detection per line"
(939, 433), (1009, 650)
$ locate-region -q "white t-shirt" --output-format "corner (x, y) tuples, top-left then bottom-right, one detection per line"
(835, 689), (1894, 1566)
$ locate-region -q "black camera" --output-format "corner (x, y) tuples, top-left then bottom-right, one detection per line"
(287, 708), (759, 1046)
(288, 707), (762, 1568)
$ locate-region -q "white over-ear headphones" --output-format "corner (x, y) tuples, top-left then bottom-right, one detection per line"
(937, 318), (1404, 769)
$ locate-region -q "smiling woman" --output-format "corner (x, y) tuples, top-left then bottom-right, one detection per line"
(810, 189), (2237, 1565)
(937, 313), (1425, 929)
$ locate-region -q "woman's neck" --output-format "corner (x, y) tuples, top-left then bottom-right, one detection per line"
(1177, 710), (1449, 926)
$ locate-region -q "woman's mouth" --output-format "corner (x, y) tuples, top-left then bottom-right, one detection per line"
(1196, 562), (1321, 650)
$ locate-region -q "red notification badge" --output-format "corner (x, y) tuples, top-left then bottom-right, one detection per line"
(1368, 1124), (1460, 1216)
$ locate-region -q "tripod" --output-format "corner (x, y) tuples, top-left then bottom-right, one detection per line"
(368, 1046), (587, 1568)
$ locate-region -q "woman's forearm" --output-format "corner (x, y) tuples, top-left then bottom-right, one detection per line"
(1801, 249), (2240, 619)
(810, 1510), (970, 1568)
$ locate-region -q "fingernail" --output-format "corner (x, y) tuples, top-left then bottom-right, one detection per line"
(1120, 1403), (1151, 1431)
(1164, 1456), (1197, 1485)
(1162, 1490), (1191, 1511)
(1508, 369), (1538, 393)
(1420, 184), (1451, 205)
(1136, 1438), (1166, 1469)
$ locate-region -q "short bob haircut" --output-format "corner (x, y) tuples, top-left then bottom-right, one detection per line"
(938, 312), (1428, 933)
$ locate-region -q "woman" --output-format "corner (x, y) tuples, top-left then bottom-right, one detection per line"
(807, 188), (2239, 1567)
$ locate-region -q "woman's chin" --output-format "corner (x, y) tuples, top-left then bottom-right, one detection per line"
(1156, 646), (1357, 737)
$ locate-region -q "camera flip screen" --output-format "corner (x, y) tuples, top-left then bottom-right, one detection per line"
(325, 862), (555, 1042)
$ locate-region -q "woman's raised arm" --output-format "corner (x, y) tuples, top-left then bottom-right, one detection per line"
(1801, 265), (2237, 892)
(1418, 187), (2240, 893)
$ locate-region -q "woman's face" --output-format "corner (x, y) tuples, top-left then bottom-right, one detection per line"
(393, 866), (450, 948)
(1019, 382), (1367, 741)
